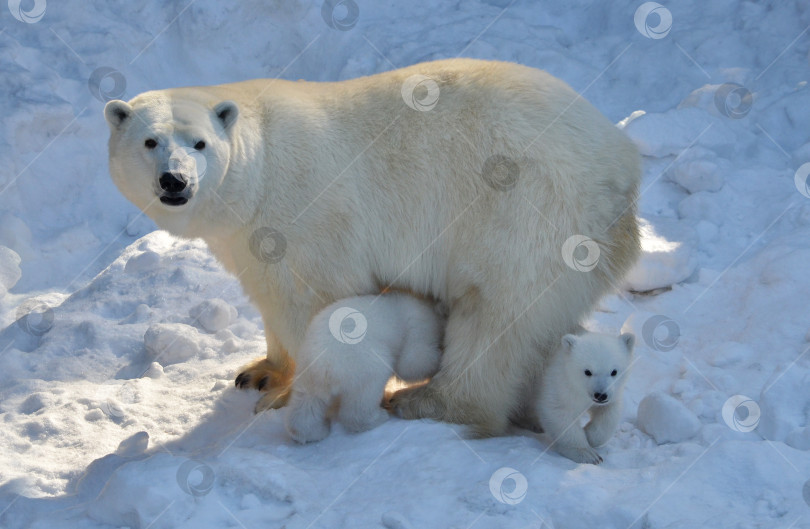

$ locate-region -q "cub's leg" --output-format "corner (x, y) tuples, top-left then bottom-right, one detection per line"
(539, 405), (602, 465)
(285, 390), (330, 443)
(585, 402), (622, 448)
(337, 376), (390, 433)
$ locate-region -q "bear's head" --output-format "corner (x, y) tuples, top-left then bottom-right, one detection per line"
(104, 93), (239, 237)
(560, 332), (634, 406)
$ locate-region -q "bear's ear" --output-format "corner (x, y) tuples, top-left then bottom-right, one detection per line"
(104, 100), (132, 130)
(561, 334), (577, 351)
(620, 333), (635, 353)
(214, 101), (239, 130)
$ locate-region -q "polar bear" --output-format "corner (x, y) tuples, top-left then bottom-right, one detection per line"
(285, 293), (443, 443)
(104, 58), (640, 435)
(537, 332), (635, 464)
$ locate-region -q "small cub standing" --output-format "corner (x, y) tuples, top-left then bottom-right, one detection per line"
(537, 332), (634, 464)
(286, 294), (443, 443)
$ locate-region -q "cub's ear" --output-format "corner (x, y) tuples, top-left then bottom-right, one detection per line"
(561, 334), (577, 351)
(620, 333), (635, 353)
(104, 100), (132, 130)
(214, 101), (239, 129)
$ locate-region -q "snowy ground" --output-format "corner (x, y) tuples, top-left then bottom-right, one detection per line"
(2, 1), (810, 527)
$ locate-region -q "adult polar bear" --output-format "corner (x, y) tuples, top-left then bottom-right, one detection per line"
(105, 58), (640, 436)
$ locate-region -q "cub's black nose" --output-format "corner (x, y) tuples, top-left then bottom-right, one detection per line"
(594, 392), (608, 402)
(159, 172), (187, 193)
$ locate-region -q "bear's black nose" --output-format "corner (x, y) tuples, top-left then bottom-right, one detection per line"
(159, 172), (187, 193)
(594, 392), (608, 402)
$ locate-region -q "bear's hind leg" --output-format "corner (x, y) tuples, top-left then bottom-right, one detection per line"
(337, 378), (390, 433)
(285, 390), (331, 443)
(391, 302), (528, 437)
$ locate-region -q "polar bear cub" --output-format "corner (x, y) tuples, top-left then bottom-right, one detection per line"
(537, 332), (635, 464)
(286, 293), (443, 443)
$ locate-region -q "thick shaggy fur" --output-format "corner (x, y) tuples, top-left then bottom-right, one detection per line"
(105, 58), (641, 434)
(285, 294), (443, 443)
(537, 332), (635, 464)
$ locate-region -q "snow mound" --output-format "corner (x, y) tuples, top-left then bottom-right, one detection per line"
(637, 392), (701, 444)
(0, 246), (22, 299)
(624, 217), (698, 292)
(190, 298), (238, 333)
(144, 323), (204, 366)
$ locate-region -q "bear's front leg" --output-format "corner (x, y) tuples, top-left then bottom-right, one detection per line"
(585, 401), (622, 448)
(235, 331), (295, 412)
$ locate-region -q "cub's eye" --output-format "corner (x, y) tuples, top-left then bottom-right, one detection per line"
(194, 140), (206, 150)
(611, 370), (618, 377)
(144, 138), (158, 149)
(584, 370), (592, 377)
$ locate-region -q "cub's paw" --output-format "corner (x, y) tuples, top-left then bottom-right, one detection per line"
(556, 445), (603, 465)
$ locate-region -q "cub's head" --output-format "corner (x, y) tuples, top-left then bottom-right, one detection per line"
(104, 93), (239, 236)
(560, 332), (635, 406)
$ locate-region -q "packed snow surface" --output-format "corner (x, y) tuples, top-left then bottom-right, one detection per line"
(2, 1), (810, 528)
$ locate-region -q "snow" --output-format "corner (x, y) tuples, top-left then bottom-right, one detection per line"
(2, 1), (810, 528)
(637, 392), (701, 444)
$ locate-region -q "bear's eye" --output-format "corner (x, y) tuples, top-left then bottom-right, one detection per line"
(584, 370), (592, 377)
(611, 369), (618, 377)
(144, 138), (158, 149)
(194, 140), (206, 150)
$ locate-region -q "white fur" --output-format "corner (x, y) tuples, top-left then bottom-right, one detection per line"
(536, 332), (635, 464)
(105, 59), (640, 433)
(285, 294), (443, 443)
